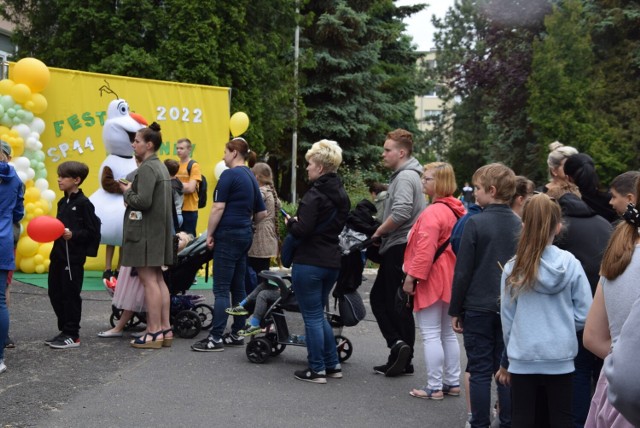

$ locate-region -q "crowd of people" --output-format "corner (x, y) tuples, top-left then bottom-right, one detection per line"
(1, 129), (640, 427)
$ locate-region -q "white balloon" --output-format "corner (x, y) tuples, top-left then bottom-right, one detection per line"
(14, 156), (30, 171)
(17, 170), (27, 183)
(26, 167), (35, 180)
(29, 131), (40, 139)
(29, 117), (46, 134)
(12, 124), (31, 140)
(41, 189), (56, 202)
(35, 178), (49, 191)
(214, 161), (228, 179)
(35, 141), (42, 150)
(26, 136), (38, 150)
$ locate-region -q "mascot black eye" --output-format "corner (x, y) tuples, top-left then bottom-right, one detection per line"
(117, 101), (128, 115)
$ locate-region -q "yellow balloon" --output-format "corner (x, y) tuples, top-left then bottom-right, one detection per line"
(0, 79), (15, 95)
(17, 236), (39, 257)
(11, 83), (32, 104)
(33, 207), (44, 217)
(38, 242), (53, 258)
(34, 254), (44, 264)
(25, 180), (34, 188)
(19, 257), (36, 274)
(29, 93), (48, 114)
(229, 112), (250, 137)
(9, 138), (24, 157)
(24, 187), (41, 203)
(13, 58), (50, 93)
(44, 259), (51, 269)
(25, 202), (35, 213)
(35, 264), (46, 274)
(0, 126), (10, 135)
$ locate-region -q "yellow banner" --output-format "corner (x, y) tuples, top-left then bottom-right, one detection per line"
(37, 67), (230, 270)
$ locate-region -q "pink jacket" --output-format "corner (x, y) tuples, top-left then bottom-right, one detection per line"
(404, 196), (466, 311)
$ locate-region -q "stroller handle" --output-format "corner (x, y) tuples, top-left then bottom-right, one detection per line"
(350, 236), (381, 252)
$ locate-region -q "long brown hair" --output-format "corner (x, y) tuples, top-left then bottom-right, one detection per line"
(600, 177), (640, 279)
(507, 193), (562, 297)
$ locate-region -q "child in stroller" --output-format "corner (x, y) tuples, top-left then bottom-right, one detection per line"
(225, 278), (283, 337)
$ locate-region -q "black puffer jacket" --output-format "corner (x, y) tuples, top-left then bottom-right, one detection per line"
(287, 173), (350, 269)
(554, 193), (613, 294)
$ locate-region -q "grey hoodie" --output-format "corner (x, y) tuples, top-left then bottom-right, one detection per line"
(380, 157), (425, 254)
(500, 245), (593, 375)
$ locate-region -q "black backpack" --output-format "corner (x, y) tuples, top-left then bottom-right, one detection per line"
(187, 160), (207, 209)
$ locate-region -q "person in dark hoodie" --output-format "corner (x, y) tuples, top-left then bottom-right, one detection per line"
(46, 161), (100, 349)
(563, 153), (617, 223)
(547, 183), (612, 427)
(285, 139), (350, 384)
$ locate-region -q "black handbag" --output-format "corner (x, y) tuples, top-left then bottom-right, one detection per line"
(337, 291), (367, 327)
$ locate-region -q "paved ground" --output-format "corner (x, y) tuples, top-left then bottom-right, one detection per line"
(1, 272), (470, 428)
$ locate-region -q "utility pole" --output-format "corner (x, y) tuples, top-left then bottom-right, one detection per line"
(291, 1), (300, 203)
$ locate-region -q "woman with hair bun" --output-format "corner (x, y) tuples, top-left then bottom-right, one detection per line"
(544, 141), (578, 193)
(191, 137), (267, 352)
(118, 122), (174, 349)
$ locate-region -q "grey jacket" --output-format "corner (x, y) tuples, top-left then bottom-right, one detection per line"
(121, 153), (174, 267)
(380, 157), (425, 254)
(605, 294), (640, 426)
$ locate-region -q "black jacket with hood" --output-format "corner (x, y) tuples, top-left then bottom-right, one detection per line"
(554, 193), (613, 294)
(287, 172), (350, 269)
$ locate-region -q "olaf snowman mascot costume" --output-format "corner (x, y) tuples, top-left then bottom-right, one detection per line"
(89, 99), (145, 247)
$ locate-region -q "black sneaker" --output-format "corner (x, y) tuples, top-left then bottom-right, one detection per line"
(49, 335), (80, 349)
(374, 362), (414, 375)
(326, 367), (343, 379)
(191, 337), (224, 352)
(294, 368), (327, 384)
(44, 334), (62, 345)
(4, 336), (15, 349)
(385, 340), (411, 377)
(102, 269), (113, 280)
(222, 332), (244, 347)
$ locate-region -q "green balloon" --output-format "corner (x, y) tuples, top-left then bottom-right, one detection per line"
(30, 158), (38, 168)
(35, 151), (45, 162)
(37, 161), (45, 170)
(1, 114), (10, 127)
(6, 108), (15, 118)
(0, 95), (14, 109)
(0, 105), (5, 117)
(23, 111), (33, 123)
(35, 168), (47, 180)
(23, 149), (35, 160)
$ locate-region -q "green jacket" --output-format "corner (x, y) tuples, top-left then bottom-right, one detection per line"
(121, 153), (174, 267)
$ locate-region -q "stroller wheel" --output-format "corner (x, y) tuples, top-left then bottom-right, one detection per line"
(109, 309), (144, 330)
(246, 337), (271, 364)
(335, 334), (353, 362)
(173, 310), (202, 339)
(265, 332), (286, 356)
(193, 303), (214, 330)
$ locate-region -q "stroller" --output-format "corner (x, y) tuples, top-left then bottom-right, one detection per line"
(244, 200), (379, 364)
(105, 233), (215, 338)
(244, 270), (354, 364)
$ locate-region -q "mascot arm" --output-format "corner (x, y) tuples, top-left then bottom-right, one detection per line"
(102, 166), (123, 194)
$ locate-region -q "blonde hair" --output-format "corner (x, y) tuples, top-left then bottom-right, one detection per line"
(305, 139), (343, 173)
(507, 194), (562, 296)
(424, 162), (457, 197)
(600, 177), (640, 279)
(547, 141), (578, 172)
(472, 163), (516, 203)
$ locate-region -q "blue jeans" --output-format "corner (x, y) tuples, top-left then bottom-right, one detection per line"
(573, 330), (596, 428)
(209, 227), (253, 340)
(180, 210), (198, 236)
(292, 263), (340, 373)
(0, 270), (8, 361)
(463, 310), (511, 428)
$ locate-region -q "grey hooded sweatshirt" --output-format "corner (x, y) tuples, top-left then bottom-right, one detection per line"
(380, 157), (426, 254)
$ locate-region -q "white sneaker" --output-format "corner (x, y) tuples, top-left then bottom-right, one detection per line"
(0, 359), (6, 374)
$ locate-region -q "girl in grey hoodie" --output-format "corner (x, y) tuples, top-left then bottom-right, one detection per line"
(498, 193), (593, 426)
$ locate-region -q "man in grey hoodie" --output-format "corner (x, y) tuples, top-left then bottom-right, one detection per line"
(370, 129), (426, 377)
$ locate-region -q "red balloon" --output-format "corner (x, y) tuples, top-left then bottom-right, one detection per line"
(27, 216), (65, 243)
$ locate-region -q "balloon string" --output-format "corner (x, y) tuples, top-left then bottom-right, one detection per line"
(65, 240), (73, 281)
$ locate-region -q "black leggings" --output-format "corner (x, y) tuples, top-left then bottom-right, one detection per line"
(511, 372), (573, 428)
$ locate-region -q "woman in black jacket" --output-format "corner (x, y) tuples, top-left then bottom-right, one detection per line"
(285, 139), (350, 383)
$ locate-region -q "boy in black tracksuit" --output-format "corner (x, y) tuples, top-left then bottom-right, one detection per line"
(47, 161), (100, 349)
